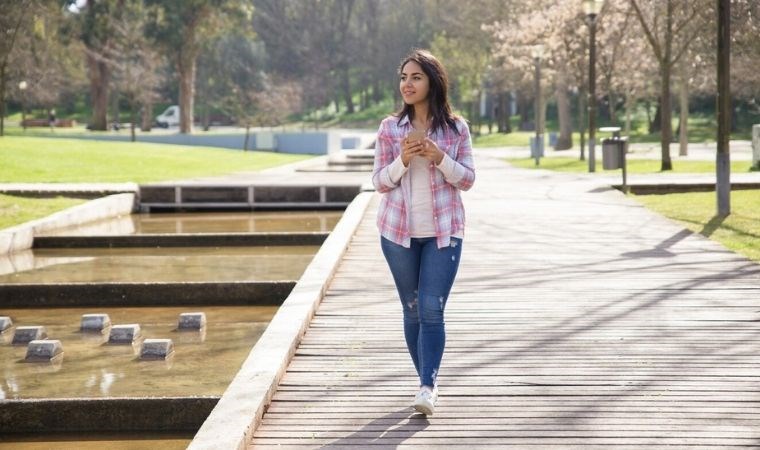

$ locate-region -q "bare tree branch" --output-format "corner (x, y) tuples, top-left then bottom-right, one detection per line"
(629, 0), (663, 61)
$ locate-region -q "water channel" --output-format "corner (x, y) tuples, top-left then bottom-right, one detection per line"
(1, 210), (343, 448)
(39, 210), (342, 236)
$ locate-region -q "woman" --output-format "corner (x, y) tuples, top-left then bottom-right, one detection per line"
(372, 49), (475, 416)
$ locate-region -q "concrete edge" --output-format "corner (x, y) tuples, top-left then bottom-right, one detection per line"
(32, 232), (329, 248)
(187, 191), (375, 450)
(0, 281), (296, 308)
(0, 193), (137, 255)
(0, 397), (219, 433)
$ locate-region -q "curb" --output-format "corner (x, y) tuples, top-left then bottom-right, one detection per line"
(0, 193), (137, 255)
(186, 191), (374, 450)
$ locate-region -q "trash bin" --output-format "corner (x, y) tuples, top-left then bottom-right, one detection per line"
(602, 137), (627, 170)
(530, 136), (544, 158)
(549, 132), (557, 147)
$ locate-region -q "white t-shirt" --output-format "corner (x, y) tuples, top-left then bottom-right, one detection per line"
(387, 154), (464, 239)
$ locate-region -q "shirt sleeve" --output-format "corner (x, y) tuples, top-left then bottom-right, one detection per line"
(435, 153), (465, 184)
(387, 156), (408, 185)
(437, 120), (476, 191)
(372, 120), (402, 193)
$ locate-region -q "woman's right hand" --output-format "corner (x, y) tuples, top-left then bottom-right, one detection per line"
(401, 137), (423, 167)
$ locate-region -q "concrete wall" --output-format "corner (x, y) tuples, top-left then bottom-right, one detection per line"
(0, 193), (137, 255)
(39, 131), (345, 155)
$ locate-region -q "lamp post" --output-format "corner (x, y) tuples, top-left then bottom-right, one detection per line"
(532, 44), (544, 166)
(18, 81), (28, 131)
(584, 0), (603, 173)
(716, 0), (730, 216)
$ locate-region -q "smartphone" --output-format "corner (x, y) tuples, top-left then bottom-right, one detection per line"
(406, 130), (426, 143)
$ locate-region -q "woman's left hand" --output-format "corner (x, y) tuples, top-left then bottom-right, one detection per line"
(418, 138), (445, 165)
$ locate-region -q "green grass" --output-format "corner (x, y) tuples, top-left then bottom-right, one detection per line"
(505, 157), (754, 174)
(0, 194), (86, 230)
(0, 136), (310, 183)
(634, 190), (760, 262)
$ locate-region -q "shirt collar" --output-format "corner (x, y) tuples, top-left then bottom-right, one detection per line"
(397, 114), (411, 127)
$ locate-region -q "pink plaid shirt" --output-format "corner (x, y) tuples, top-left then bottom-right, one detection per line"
(372, 115), (475, 248)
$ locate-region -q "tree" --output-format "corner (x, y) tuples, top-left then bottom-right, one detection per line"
(67, 0), (123, 131)
(2, 1), (86, 135)
(0, 0), (33, 136)
(628, 0), (704, 170)
(147, 0), (249, 134)
(110, 0), (164, 141)
(487, 2), (583, 148)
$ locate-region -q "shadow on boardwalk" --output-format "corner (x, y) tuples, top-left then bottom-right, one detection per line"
(250, 154), (760, 448)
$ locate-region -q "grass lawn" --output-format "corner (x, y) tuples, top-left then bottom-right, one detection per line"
(0, 136), (310, 183)
(633, 190), (760, 262)
(505, 157), (755, 174)
(0, 194), (85, 230)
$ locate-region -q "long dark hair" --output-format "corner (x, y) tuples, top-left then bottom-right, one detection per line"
(396, 49), (460, 135)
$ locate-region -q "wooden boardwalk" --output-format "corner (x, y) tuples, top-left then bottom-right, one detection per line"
(249, 155), (760, 449)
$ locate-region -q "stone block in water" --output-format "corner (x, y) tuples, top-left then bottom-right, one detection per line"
(12, 326), (47, 345)
(0, 316), (12, 333)
(178, 312), (207, 330)
(139, 338), (174, 360)
(81, 313), (111, 332)
(25, 339), (63, 362)
(108, 324), (141, 344)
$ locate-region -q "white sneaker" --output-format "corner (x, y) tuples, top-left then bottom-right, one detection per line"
(413, 386), (438, 416)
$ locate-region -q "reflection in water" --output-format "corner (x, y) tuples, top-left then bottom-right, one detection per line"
(0, 306), (277, 399)
(0, 433), (191, 450)
(39, 210), (343, 236)
(0, 246), (318, 282)
(100, 370), (119, 395)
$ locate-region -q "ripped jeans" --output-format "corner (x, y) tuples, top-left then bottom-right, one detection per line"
(380, 236), (462, 388)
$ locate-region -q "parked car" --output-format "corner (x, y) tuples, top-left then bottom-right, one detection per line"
(155, 105), (180, 128)
(155, 105), (235, 128)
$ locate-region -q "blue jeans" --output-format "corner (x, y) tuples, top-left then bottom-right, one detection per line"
(380, 236), (462, 388)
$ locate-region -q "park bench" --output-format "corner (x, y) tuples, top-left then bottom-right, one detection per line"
(21, 118), (76, 127)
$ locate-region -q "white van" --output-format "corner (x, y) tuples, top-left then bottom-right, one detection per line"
(155, 105), (180, 128)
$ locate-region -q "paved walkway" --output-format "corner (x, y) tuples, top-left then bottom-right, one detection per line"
(487, 139), (756, 161)
(249, 153), (760, 448)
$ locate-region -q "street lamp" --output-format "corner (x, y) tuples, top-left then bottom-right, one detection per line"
(584, 0), (603, 172)
(18, 81), (28, 131)
(532, 44), (544, 166)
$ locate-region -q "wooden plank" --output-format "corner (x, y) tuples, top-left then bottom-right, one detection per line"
(248, 156), (760, 449)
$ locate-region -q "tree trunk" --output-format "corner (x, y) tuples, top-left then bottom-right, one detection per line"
(342, 66), (354, 114)
(372, 78), (382, 103)
(496, 92), (507, 133)
(141, 102), (153, 131)
(608, 92), (617, 125)
(659, 64), (673, 170)
(201, 102), (210, 131)
(555, 83), (572, 150)
(649, 102), (661, 133)
(177, 44), (197, 134)
(578, 89), (586, 160)
(0, 64), (6, 136)
(87, 53), (110, 131)
(130, 102), (136, 142)
(111, 87), (120, 130)
(624, 94), (633, 137)
(519, 93), (531, 131)
(678, 68), (688, 156)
